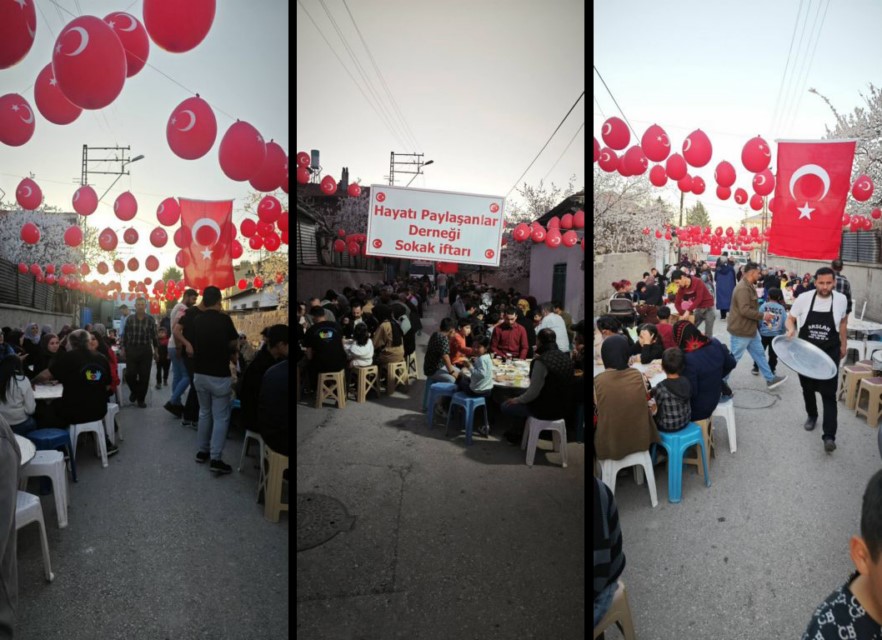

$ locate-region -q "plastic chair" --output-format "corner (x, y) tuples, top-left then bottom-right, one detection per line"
(711, 399), (737, 453)
(316, 370), (346, 409)
(27, 428), (77, 482)
(866, 341), (882, 362)
(18, 450), (69, 528)
(351, 365), (381, 403)
(69, 420), (108, 468)
(423, 382), (457, 428)
(406, 352), (419, 381)
(656, 422), (710, 503)
(16, 491), (55, 582)
(844, 366), (874, 409)
(444, 392), (489, 445)
(238, 429), (265, 479)
(105, 402), (121, 446)
(593, 580), (635, 640)
(855, 377), (882, 428)
(599, 450), (657, 508)
(385, 360), (408, 394)
(521, 417), (568, 467)
(846, 339), (866, 363)
(262, 444), (289, 523)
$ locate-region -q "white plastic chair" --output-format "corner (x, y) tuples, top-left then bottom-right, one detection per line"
(712, 400), (737, 453)
(16, 491), (55, 582)
(599, 450), (657, 508)
(238, 430), (266, 498)
(865, 341), (882, 362)
(105, 402), (121, 446)
(69, 420), (108, 468)
(18, 450), (69, 528)
(521, 417), (568, 467)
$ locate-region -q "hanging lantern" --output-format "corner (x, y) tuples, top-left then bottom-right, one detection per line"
(51, 16), (127, 110)
(166, 96), (217, 160)
(142, 0), (216, 53)
(218, 120), (266, 181)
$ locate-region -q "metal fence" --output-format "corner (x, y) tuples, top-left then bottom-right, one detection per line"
(0, 258), (60, 311)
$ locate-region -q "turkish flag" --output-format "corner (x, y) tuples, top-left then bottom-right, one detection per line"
(769, 140), (856, 260)
(179, 199), (235, 291)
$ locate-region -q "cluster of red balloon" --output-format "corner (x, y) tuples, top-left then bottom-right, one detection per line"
(294, 151), (361, 197)
(508, 210), (585, 250)
(642, 223), (772, 253)
(1, 1), (216, 147)
(236, 195), (288, 255)
(332, 229), (369, 257)
(15, 260), (124, 297)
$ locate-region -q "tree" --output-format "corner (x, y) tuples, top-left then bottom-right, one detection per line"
(237, 191), (289, 310)
(161, 267), (183, 283)
(593, 168), (675, 255)
(687, 201), (711, 228)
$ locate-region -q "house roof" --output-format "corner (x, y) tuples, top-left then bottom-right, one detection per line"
(534, 190), (585, 225)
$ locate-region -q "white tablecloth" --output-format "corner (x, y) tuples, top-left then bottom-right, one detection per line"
(848, 318), (882, 335)
(34, 384), (63, 400)
(593, 363), (666, 388)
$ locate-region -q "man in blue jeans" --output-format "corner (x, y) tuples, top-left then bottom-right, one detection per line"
(191, 286), (239, 475)
(725, 262), (788, 390)
(164, 288), (198, 418)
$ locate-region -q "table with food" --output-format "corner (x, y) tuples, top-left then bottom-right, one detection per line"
(488, 357), (531, 389)
(593, 355), (666, 387)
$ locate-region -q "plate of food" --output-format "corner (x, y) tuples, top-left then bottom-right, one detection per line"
(771, 336), (838, 380)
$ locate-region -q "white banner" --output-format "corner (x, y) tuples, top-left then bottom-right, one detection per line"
(365, 185), (505, 267)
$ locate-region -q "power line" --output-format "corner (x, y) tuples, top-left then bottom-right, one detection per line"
(505, 91), (584, 198)
(779, 0), (823, 136)
(772, 0), (813, 137)
(767, 0), (805, 135)
(783, 0), (830, 136)
(542, 122), (584, 183)
(593, 96), (606, 120)
(593, 66), (638, 139)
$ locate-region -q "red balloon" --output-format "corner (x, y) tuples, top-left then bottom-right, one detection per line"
(601, 117), (629, 150)
(46, 274), (57, 286)
(253, 276), (264, 289)
(333, 239), (346, 253)
(29, 263), (41, 277)
(113, 259), (125, 274)
(682, 129), (712, 167)
(716, 186), (731, 200)
(114, 192), (138, 221)
(320, 175), (338, 195)
(677, 175), (693, 193)
(622, 146), (648, 175)
(872, 209), (881, 220)
(143, 0), (215, 53)
(264, 233), (281, 252)
(52, 16), (126, 110)
(218, 120), (266, 181)
(0, 93), (35, 147)
(17, 263), (27, 274)
(249, 141), (287, 192)
(714, 161), (736, 188)
(126, 257), (138, 271)
(231, 239), (243, 259)
(275, 273), (284, 284)
(513, 223), (530, 242)
(642, 227), (650, 235)
(664, 231), (672, 241)
(749, 193), (764, 211)
(64, 225), (83, 247)
(665, 153), (688, 181)
(281, 166), (288, 194)
(257, 196), (282, 224)
(34, 63), (82, 126)
(734, 188), (748, 205)
(725, 226), (735, 237)
(296, 152), (310, 168)
(73, 185), (98, 215)
(123, 228), (139, 244)
(750, 226), (760, 237)
(80, 262), (90, 276)
(573, 210), (584, 229)
(842, 214), (851, 226)
(691, 176), (706, 195)
(348, 183), (361, 197)
(34, 274), (44, 284)
(649, 165), (667, 187)
(852, 175), (874, 202)
(547, 217), (559, 229)
(593, 137), (600, 162)
(16, 178), (41, 210)
(240, 219), (257, 238)
(104, 12), (149, 77)
(531, 227), (546, 243)
(150, 227), (168, 248)
(544, 229), (562, 248)
(597, 148), (619, 173)
(237, 278), (247, 290)
(166, 96), (217, 160)
(249, 235), (264, 251)
(296, 166), (310, 184)
(655, 230), (663, 239)
(175, 250), (189, 268)
(156, 197), (180, 226)
(753, 169), (775, 196)
(0, 0), (36, 70)
(45, 264), (55, 275)
(277, 211), (289, 233)
(641, 124), (671, 162)
(97, 261), (108, 275)
(768, 197), (777, 213)
(741, 136), (771, 173)
(347, 242), (359, 256)
(562, 230), (578, 247)
(20, 222), (40, 245)
(560, 213), (574, 229)
(173, 226), (191, 249)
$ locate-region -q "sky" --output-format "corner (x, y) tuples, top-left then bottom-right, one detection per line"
(0, 0), (289, 283)
(295, 0), (585, 212)
(593, 0), (882, 227)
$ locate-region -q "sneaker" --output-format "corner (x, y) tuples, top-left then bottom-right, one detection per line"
(163, 381), (168, 387)
(129, 393), (136, 403)
(804, 417), (817, 431)
(766, 375), (788, 390)
(210, 459), (232, 475)
(720, 382), (734, 397)
(182, 420), (197, 430)
(824, 439), (837, 453)
(195, 451), (209, 463)
(751, 367), (759, 376)
(106, 443), (119, 457)
(164, 402), (184, 418)
(137, 401), (147, 408)
(155, 383), (161, 390)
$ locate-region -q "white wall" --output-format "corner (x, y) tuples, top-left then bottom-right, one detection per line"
(591, 252), (655, 318)
(529, 244), (585, 321)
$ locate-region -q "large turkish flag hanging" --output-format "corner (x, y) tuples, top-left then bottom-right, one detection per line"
(179, 198), (235, 291)
(769, 139), (856, 260)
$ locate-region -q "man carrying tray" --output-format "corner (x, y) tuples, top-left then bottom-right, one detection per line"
(784, 266), (849, 453)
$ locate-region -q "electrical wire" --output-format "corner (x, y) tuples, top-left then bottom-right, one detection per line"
(542, 122), (584, 183)
(771, 0), (813, 137)
(505, 91), (584, 198)
(779, 0), (823, 136)
(767, 0), (805, 135)
(593, 96), (606, 120)
(783, 0), (830, 136)
(593, 66), (638, 140)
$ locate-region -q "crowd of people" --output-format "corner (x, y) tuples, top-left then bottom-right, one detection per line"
(296, 274), (585, 444)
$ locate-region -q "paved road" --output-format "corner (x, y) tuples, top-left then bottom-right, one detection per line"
(603, 316), (882, 639)
(15, 382), (289, 640)
(296, 296), (586, 639)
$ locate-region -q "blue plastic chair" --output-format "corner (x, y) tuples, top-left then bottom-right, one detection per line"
(422, 382), (457, 428)
(444, 392), (489, 445)
(231, 399), (241, 410)
(655, 422), (710, 503)
(27, 428), (77, 483)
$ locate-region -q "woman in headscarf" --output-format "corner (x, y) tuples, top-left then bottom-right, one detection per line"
(594, 335), (660, 462)
(371, 304), (405, 367)
(794, 273), (815, 298)
(29, 333), (60, 380)
(674, 321), (736, 423)
(21, 323), (42, 376)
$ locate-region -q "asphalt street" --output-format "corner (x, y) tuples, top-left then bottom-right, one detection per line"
(296, 296), (586, 639)
(602, 315), (882, 639)
(15, 381), (289, 640)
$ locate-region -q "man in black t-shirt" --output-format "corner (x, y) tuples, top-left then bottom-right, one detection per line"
(173, 298), (204, 428)
(32, 329), (118, 456)
(303, 306), (347, 390)
(191, 286), (239, 475)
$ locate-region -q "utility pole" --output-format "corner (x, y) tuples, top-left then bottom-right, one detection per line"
(389, 152), (432, 187)
(678, 191), (685, 262)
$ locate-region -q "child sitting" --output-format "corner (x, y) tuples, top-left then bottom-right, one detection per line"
(655, 306), (676, 349)
(753, 287), (786, 376)
(649, 347), (692, 432)
(456, 336), (494, 436)
(347, 323), (374, 368)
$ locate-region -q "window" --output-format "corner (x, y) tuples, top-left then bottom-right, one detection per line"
(552, 264), (566, 305)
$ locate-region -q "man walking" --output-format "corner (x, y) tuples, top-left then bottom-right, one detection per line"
(192, 286), (239, 475)
(785, 267), (848, 453)
(671, 269), (716, 337)
(164, 288), (198, 418)
(726, 262), (788, 390)
(120, 297), (159, 408)
(832, 258), (853, 316)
